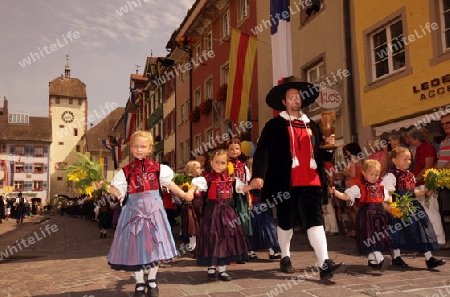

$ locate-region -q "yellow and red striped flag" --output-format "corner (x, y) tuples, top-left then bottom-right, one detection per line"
(225, 29), (258, 123)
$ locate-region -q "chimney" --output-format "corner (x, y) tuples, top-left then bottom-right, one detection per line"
(3, 96), (8, 115)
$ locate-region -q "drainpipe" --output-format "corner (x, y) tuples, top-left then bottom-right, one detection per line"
(343, 0), (357, 143)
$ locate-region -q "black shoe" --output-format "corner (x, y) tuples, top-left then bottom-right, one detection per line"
(248, 252), (258, 260)
(320, 259), (345, 280)
(134, 283), (146, 297)
(367, 260), (380, 269)
(280, 256), (294, 274)
(392, 257), (409, 268)
(269, 253), (282, 260)
(379, 257), (391, 272)
(207, 269), (217, 281)
(146, 280), (159, 297)
(236, 260), (246, 264)
(218, 271), (232, 281)
(426, 257), (446, 269)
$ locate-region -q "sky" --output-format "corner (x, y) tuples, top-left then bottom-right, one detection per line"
(0, 0), (195, 126)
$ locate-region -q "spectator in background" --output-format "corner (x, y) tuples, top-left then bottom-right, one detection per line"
(387, 131), (408, 170)
(338, 142), (364, 237)
(436, 113), (450, 249)
(366, 136), (389, 178)
(408, 127), (446, 246)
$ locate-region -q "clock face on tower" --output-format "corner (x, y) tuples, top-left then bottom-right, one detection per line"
(61, 111), (74, 123)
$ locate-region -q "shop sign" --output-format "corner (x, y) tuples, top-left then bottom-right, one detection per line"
(413, 74), (450, 100)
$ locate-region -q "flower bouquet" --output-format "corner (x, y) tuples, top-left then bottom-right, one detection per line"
(66, 153), (108, 197)
(423, 168), (450, 206)
(172, 173), (193, 204)
(389, 192), (419, 220)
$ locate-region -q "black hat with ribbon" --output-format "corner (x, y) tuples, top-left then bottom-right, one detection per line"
(265, 76), (320, 111)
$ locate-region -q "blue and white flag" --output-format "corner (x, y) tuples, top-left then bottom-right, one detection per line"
(270, 0), (293, 86)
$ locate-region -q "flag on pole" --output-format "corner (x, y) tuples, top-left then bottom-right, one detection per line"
(124, 113), (136, 143)
(101, 140), (114, 152)
(270, 0), (293, 86)
(113, 137), (122, 169)
(225, 28), (258, 123)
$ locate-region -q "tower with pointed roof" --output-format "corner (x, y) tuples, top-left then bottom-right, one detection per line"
(48, 56), (88, 198)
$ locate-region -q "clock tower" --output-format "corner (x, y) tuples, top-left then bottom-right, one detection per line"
(48, 55), (88, 198)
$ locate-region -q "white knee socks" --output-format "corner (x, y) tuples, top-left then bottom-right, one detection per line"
(307, 225), (329, 267)
(135, 269), (145, 289)
(277, 227), (293, 258)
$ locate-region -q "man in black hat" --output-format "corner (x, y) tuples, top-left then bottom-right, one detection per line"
(250, 76), (344, 280)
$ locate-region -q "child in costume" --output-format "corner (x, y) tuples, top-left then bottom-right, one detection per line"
(196, 149), (251, 281)
(97, 131), (193, 297)
(333, 159), (392, 272)
(382, 146), (445, 269)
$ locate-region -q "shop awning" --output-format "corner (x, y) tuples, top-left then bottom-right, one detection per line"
(374, 108), (449, 136)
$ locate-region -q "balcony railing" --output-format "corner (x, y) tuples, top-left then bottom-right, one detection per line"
(147, 106), (163, 129)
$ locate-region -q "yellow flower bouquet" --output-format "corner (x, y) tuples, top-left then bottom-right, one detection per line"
(66, 153), (109, 197)
(424, 168), (450, 191)
(172, 173), (193, 204)
(389, 192), (419, 220)
(423, 168), (450, 206)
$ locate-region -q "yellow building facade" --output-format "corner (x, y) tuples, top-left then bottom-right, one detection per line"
(352, 0), (450, 140)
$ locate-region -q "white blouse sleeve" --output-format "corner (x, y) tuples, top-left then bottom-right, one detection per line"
(111, 169), (127, 200)
(244, 165), (252, 183)
(192, 176), (207, 192)
(159, 164), (174, 187)
(235, 177), (247, 194)
(344, 185), (361, 202)
(383, 187), (390, 202)
(381, 173), (396, 193)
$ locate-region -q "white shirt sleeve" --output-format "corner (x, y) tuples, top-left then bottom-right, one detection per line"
(344, 185), (361, 203)
(191, 176), (207, 192)
(383, 187), (390, 202)
(381, 173), (396, 193)
(244, 165), (252, 183)
(159, 164), (174, 187)
(235, 177), (247, 194)
(111, 169), (127, 200)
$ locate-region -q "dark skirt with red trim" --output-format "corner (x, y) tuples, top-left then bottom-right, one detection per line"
(356, 202), (392, 255)
(196, 199), (248, 266)
(180, 192), (204, 236)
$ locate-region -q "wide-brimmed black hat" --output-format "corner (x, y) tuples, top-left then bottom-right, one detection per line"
(266, 76), (320, 111)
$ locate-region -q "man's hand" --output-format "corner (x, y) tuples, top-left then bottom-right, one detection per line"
(323, 134), (335, 145)
(250, 178), (264, 189)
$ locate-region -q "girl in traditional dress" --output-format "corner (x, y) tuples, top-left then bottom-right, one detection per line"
(225, 138), (255, 260)
(333, 160), (392, 272)
(96, 131), (193, 297)
(382, 147), (445, 269)
(180, 160), (205, 253)
(196, 149), (251, 281)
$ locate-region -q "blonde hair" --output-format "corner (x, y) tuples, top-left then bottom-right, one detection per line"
(184, 160), (200, 175)
(391, 146), (410, 159)
(130, 131), (154, 147)
(211, 149), (228, 161)
(363, 159), (380, 172)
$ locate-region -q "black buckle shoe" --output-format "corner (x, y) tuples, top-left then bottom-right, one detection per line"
(207, 268), (217, 282)
(280, 256), (294, 273)
(426, 257), (446, 269)
(134, 283), (146, 297)
(320, 259), (346, 280)
(367, 260), (380, 269)
(392, 257), (409, 268)
(269, 253), (282, 260)
(146, 279), (159, 297)
(379, 257), (391, 272)
(218, 271), (232, 281)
